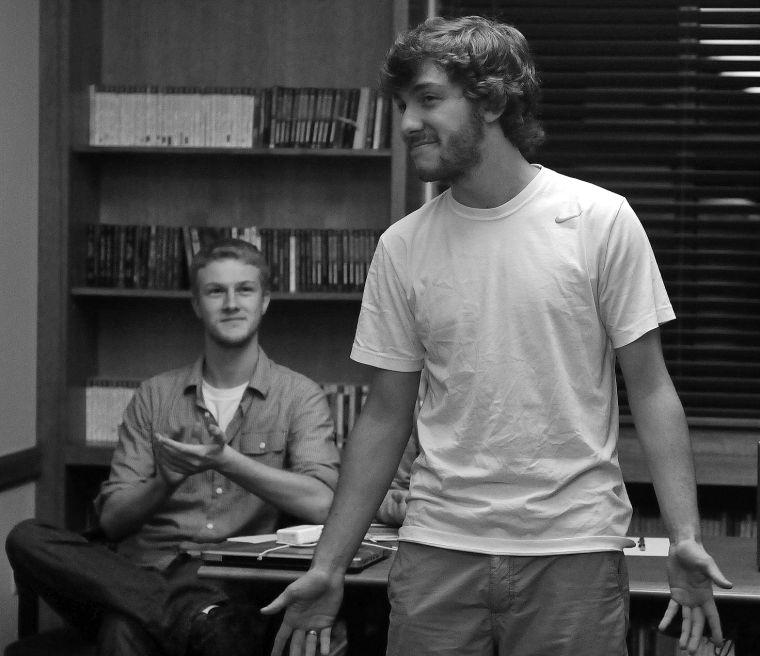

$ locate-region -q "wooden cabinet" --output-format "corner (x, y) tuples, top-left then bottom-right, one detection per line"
(37, 1), (755, 536)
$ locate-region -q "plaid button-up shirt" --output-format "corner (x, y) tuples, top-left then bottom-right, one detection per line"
(94, 347), (340, 569)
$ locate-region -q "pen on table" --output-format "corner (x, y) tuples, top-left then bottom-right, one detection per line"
(362, 539), (397, 551)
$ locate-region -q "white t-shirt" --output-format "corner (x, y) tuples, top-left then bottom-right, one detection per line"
(351, 166), (675, 555)
(201, 380), (248, 433)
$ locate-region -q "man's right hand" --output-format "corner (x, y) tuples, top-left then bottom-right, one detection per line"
(152, 421), (215, 487)
(375, 488), (409, 527)
(260, 568), (345, 656)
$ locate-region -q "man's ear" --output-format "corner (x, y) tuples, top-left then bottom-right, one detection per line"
(482, 110), (502, 124)
(481, 98), (506, 124)
(191, 294), (201, 318)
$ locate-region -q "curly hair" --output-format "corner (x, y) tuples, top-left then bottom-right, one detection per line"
(380, 15), (545, 157)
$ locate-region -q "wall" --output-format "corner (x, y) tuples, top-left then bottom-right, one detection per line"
(0, 0), (40, 647)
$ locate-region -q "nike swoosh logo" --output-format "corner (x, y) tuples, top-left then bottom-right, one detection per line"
(555, 200), (583, 223)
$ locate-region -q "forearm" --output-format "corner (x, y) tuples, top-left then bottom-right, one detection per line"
(98, 475), (174, 540)
(617, 329), (702, 544)
(216, 451), (335, 523)
(311, 370), (419, 575)
(628, 379), (701, 543)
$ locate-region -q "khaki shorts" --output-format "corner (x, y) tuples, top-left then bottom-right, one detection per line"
(386, 542), (629, 656)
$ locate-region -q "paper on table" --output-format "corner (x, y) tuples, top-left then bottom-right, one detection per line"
(227, 533), (277, 544)
(230, 527), (399, 545)
(365, 524), (400, 542)
(623, 536), (670, 557)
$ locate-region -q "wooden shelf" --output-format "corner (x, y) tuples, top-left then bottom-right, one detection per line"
(618, 424), (759, 487)
(71, 287), (363, 301)
(62, 425), (759, 487)
(0, 447), (41, 491)
(65, 443), (115, 468)
(36, 0), (408, 533)
(72, 145), (391, 158)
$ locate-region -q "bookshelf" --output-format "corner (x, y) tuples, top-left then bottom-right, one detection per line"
(31, 3), (758, 651)
(38, 0), (755, 544)
(37, 0), (417, 530)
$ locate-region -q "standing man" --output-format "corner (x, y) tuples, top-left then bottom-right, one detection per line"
(262, 16), (731, 656)
(7, 239), (342, 656)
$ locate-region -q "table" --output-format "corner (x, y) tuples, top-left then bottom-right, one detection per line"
(200, 536), (759, 596)
(199, 536), (760, 654)
(626, 536), (760, 601)
(199, 547), (392, 588)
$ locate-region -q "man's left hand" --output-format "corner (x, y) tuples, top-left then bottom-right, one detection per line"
(658, 539), (732, 655)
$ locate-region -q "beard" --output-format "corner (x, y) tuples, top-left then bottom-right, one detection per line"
(411, 110), (485, 183)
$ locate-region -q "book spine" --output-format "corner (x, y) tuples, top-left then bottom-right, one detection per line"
(288, 230), (297, 293)
(85, 224), (97, 286)
(88, 84), (98, 145)
(352, 87), (370, 149)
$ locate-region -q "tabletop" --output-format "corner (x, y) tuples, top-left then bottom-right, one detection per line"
(199, 536), (760, 603)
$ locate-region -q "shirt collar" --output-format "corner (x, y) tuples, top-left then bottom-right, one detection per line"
(182, 346), (272, 399)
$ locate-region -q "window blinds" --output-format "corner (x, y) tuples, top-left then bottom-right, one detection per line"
(436, 1), (760, 426)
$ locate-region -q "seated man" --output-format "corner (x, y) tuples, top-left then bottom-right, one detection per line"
(6, 239), (342, 656)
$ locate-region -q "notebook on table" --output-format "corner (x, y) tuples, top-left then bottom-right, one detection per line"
(200, 539), (388, 573)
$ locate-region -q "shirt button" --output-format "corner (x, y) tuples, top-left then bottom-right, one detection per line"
(206, 522), (214, 530)
(215, 487), (223, 495)
(259, 441), (266, 449)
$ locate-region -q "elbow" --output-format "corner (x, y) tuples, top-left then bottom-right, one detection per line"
(97, 501), (131, 542)
(97, 509), (120, 542)
(310, 501), (333, 525)
(305, 488), (334, 524)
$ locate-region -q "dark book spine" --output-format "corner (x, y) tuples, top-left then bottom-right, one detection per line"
(85, 224), (98, 286)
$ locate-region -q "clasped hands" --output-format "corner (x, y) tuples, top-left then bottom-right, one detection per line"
(152, 420), (228, 487)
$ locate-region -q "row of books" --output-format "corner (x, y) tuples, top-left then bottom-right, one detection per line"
(84, 224), (382, 293)
(87, 84), (391, 150)
(86, 224), (189, 291)
(322, 383), (369, 449)
(85, 380), (140, 445)
(628, 509), (757, 539)
(85, 379), (369, 449)
(259, 227), (382, 294)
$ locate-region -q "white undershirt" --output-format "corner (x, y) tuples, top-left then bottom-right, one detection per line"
(201, 379), (248, 433)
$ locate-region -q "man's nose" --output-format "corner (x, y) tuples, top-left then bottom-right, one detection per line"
(400, 105), (423, 138)
(222, 288), (238, 308)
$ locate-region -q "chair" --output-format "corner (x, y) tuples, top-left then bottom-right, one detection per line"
(4, 581), (96, 656)
(3, 627), (95, 656)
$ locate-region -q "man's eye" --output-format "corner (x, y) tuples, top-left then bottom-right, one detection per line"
(237, 286), (256, 294)
(421, 95), (438, 105)
(206, 288), (224, 296)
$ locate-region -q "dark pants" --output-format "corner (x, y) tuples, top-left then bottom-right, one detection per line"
(5, 519), (277, 656)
